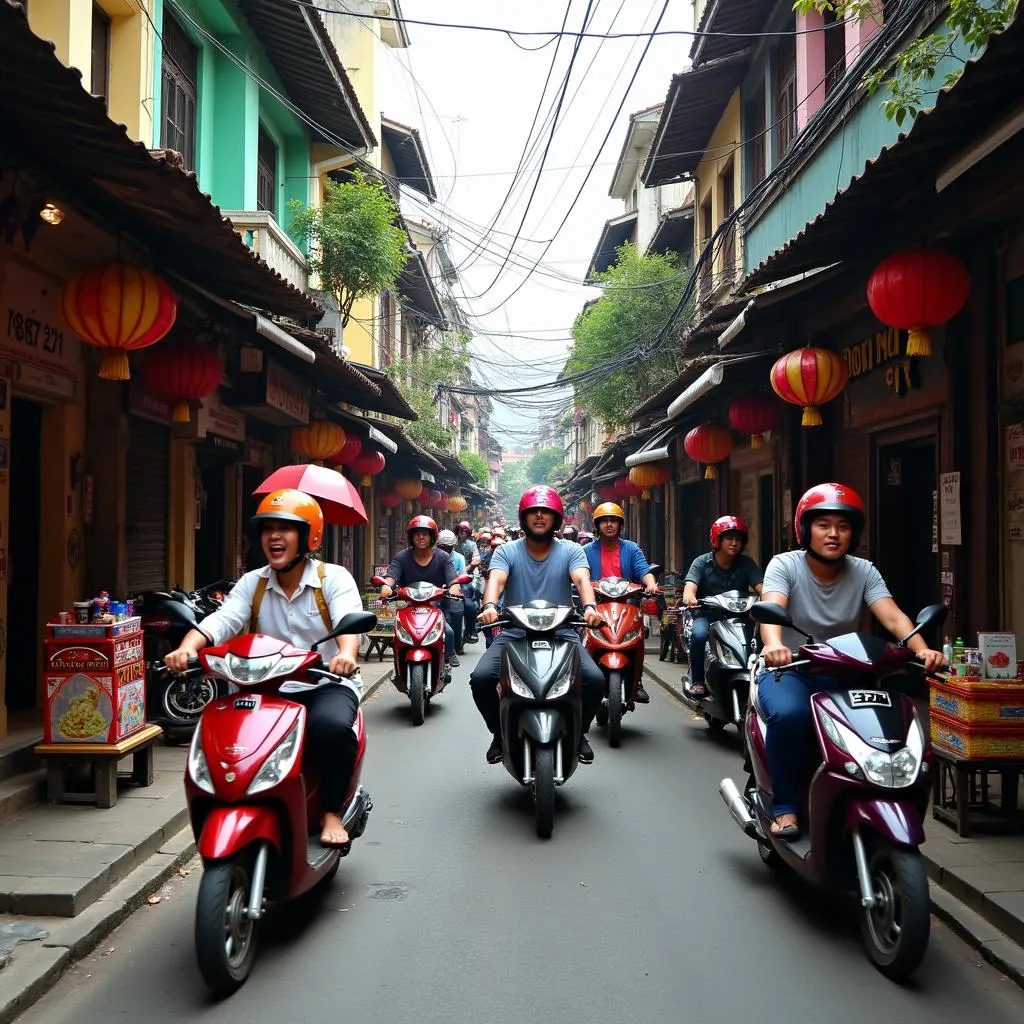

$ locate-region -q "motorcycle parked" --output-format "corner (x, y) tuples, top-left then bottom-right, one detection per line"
(492, 600), (586, 839)
(137, 580), (234, 740)
(688, 590), (759, 733)
(587, 578), (657, 747)
(720, 600), (946, 980)
(371, 573), (471, 726)
(181, 609), (376, 996)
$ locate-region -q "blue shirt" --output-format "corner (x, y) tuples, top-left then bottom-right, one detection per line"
(584, 538), (652, 583)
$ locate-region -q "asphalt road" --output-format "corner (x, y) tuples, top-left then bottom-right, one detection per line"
(20, 647), (1024, 1023)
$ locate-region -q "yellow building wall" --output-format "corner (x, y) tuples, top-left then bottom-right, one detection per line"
(694, 91), (743, 286)
(28, 0), (154, 145)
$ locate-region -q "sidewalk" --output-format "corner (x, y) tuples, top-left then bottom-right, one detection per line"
(642, 647), (1024, 988)
(0, 659), (394, 1023)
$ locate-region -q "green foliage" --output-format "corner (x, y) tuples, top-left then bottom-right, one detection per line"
(289, 172), (409, 328)
(386, 338), (469, 450)
(528, 446), (567, 487)
(567, 244), (690, 429)
(497, 459), (533, 521)
(793, 0), (1016, 125)
(459, 449), (490, 486)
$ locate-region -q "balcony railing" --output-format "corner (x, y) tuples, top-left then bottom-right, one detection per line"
(223, 210), (309, 294)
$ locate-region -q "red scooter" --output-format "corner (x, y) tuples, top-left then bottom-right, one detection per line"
(372, 573), (470, 725)
(587, 577), (659, 747)
(720, 600), (946, 980)
(181, 609), (375, 996)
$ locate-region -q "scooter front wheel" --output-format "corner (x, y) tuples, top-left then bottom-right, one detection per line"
(409, 664), (426, 726)
(533, 746), (555, 839)
(860, 839), (930, 979)
(195, 859), (258, 997)
(607, 672), (623, 748)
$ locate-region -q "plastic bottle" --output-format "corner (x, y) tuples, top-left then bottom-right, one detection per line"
(92, 590), (110, 621)
(952, 636), (966, 677)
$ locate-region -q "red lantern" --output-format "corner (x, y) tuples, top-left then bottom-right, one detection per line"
(683, 424), (734, 480)
(614, 475), (642, 499)
(867, 248), (969, 357)
(329, 434), (363, 468)
(770, 347), (848, 427)
(140, 340), (223, 423)
(728, 394), (782, 449)
(599, 485), (617, 502)
(431, 490), (445, 511)
(348, 449), (386, 485)
(61, 261), (177, 380)
(379, 491), (401, 516)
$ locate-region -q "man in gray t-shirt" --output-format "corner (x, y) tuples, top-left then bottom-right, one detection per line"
(472, 486), (606, 766)
(756, 482), (944, 841)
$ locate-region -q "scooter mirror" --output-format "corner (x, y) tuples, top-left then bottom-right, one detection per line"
(749, 601), (794, 629)
(647, 563), (663, 577)
(371, 575), (386, 587)
(454, 573), (472, 585)
(916, 603), (948, 629)
(311, 610), (378, 650)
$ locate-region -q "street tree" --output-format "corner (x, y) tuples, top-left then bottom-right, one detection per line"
(386, 337), (469, 450)
(289, 173), (409, 329)
(497, 459), (532, 521)
(528, 446), (567, 487)
(458, 449), (489, 486)
(567, 244), (690, 429)
(795, 0), (1017, 125)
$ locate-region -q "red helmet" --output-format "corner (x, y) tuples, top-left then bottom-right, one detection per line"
(406, 515), (438, 546)
(518, 485), (564, 530)
(710, 515), (748, 551)
(457, 521), (472, 533)
(794, 482), (865, 551)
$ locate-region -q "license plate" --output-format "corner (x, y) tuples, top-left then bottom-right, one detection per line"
(531, 640), (551, 650)
(234, 697), (257, 710)
(848, 689), (892, 708)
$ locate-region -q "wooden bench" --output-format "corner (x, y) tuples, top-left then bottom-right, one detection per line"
(931, 747), (1024, 837)
(34, 723), (164, 809)
(363, 632), (394, 662)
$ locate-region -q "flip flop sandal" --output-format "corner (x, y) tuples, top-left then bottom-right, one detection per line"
(770, 819), (800, 840)
(688, 682), (708, 698)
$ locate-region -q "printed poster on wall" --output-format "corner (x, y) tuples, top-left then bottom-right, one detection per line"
(940, 471), (962, 546)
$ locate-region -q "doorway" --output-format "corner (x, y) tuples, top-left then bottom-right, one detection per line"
(194, 452), (227, 584)
(8, 398), (42, 712)
(677, 481), (712, 571)
(875, 435), (938, 619)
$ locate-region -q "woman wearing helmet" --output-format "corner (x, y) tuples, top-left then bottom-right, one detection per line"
(164, 489), (364, 847)
(471, 486), (606, 765)
(437, 529), (469, 658)
(681, 515), (764, 699)
(758, 483), (945, 840)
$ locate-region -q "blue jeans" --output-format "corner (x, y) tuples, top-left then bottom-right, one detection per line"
(461, 593), (478, 642)
(688, 615), (711, 683)
(756, 669), (828, 816)
(443, 600), (463, 655)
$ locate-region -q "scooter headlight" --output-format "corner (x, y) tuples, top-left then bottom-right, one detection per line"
(423, 619), (445, 645)
(394, 620), (415, 645)
(247, 717), (303, 795)
(546, 670), (573, 699)
(187, 727), (214, 795)
(507, 663), (533, 699)
(815, 705), (921, 789)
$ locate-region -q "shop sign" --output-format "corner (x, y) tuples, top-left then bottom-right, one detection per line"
(127, 380), (174, 423)
(841, 327), (918, 397)
(197, 391), (246, 442)
(198, 433), (244, 458)
(940, 471), (962, 546)
(266, 360), (309, 423)
(1006, 424), (1024, 540)
(13, 360), (76, 399)
(0, 261), (81, 382)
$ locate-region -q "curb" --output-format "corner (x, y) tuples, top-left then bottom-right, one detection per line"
(646, 662), (1024, 992)
(0, 667), (396, 1022)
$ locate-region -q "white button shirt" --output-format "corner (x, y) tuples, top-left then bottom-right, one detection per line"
(197, 559), (365, 691)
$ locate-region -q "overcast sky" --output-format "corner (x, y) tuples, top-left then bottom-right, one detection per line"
(375, 0), (695, 448)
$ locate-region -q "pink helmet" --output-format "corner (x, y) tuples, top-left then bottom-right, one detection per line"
(518, 485), (564, 530)
(457, 521), (472, 533)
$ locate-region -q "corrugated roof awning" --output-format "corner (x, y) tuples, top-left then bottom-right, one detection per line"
(646, 203), (695, 259)
(587, 211), (638, 278)
(348, 364), (419, 420)
(369, 419), (444, 471)
(382, 117), (437, 200)
(745, 5), (1024, 288)
(690, 0), (772, 66)
(1, 2), (323, 323)
(642, 51), (751, 187)
(237, 0), (375, 152)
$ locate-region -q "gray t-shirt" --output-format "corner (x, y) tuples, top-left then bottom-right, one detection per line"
(761, 550), (891, 652)
(491, 538), (588, 637)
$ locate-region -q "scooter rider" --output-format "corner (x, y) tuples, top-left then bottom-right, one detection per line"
(379, 516), (462, 667)
(164, 489), (363, 848)
(561, 524), (579, 543)
(682, 516), (763, 699)
(758, 483), (945, 840)
(454, 521), (481, 645)
(437, 529), (468, 659)
(472, 486), (606, 765)
(584, 501), (659, 704)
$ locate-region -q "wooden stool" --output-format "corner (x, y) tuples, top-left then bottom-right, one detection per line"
(363, 632), (394, 662)
(35, 723), (164, 809)
(931, 746), (1024, 837)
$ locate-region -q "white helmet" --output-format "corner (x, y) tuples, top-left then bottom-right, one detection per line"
(437, 529), (457, 548)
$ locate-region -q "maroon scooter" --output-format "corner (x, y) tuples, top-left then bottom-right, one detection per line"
(719, 600), (946, 980)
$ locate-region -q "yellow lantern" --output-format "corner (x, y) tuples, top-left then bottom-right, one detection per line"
(448, 494), (468, 514)
(291, 420), (346, 464)
(394, 478), (423, 501)
(628, 463), (669, 499)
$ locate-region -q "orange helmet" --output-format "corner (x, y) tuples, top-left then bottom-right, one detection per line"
(252, 489), (324, 554)
(592, 501), (625, 526)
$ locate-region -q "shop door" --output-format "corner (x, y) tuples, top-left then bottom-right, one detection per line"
(126, 418), (170, 592)
(759, 472), (778, 559)
(876, 438), (937, 620)
(194, 453), (226, 584)
(677, 482), (711, 571)
(8, 398), (42, 711)
(241, 465), (266, 573)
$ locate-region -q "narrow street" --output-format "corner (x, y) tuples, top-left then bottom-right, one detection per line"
(19, 651), (1024, 1024)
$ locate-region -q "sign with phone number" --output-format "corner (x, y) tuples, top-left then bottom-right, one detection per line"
(0, 262), (81, 379)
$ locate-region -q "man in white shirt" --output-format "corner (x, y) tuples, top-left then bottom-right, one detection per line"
(165, 489), (364, 847)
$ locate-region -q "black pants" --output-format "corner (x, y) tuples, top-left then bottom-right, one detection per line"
(292, 684), (360, 815)
(469, 633), (604, 737)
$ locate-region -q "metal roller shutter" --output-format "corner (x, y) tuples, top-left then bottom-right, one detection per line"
(126, 417), (170, 592)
